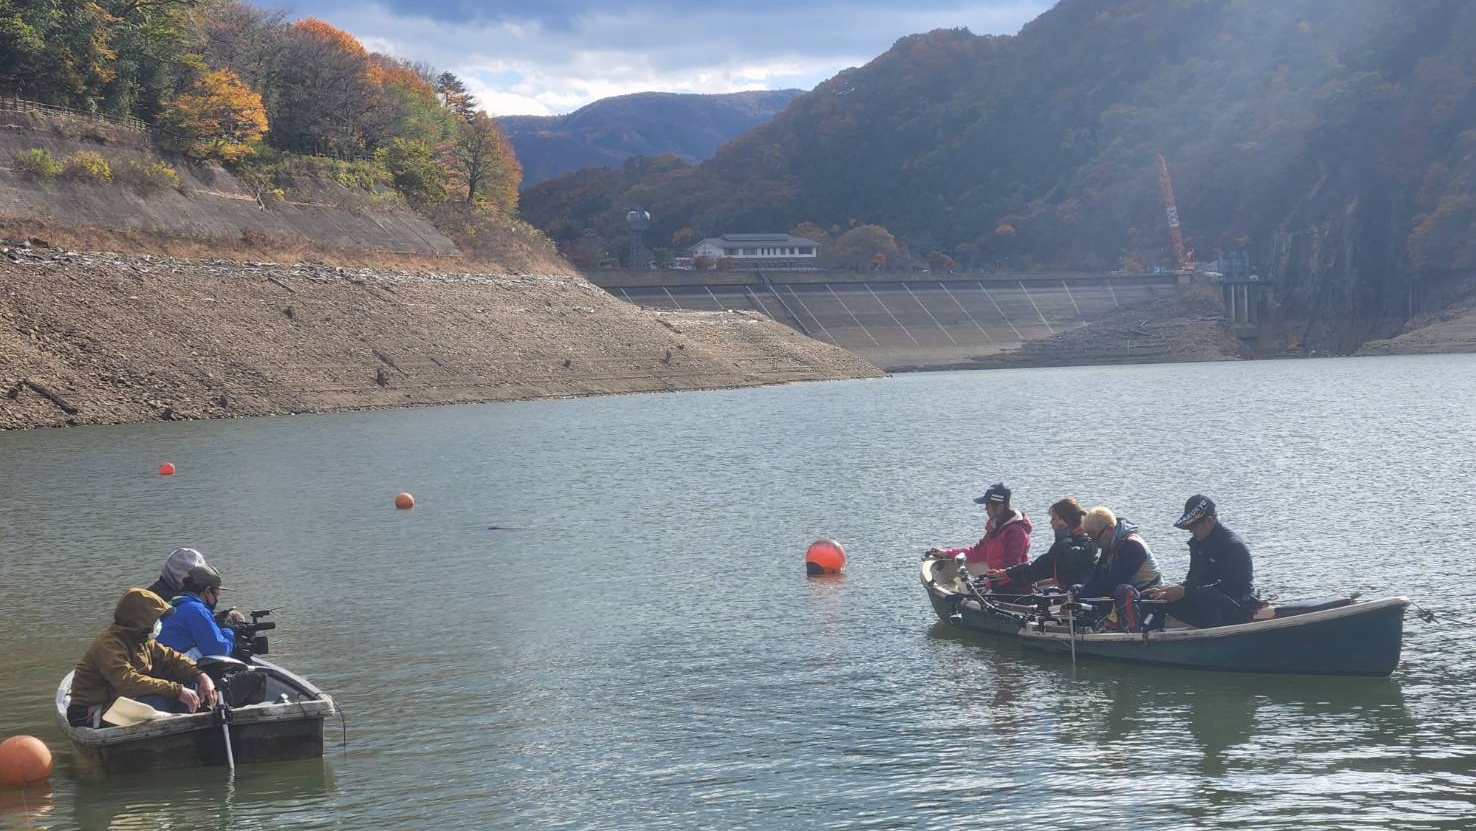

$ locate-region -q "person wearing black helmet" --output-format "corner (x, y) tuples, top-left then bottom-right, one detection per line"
(1144, 495), (1266, 627)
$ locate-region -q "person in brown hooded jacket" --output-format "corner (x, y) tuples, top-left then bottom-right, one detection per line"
(68, 588), (217, 727)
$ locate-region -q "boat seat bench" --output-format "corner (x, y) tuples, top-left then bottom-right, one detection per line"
(1270, 596), (1355, 617)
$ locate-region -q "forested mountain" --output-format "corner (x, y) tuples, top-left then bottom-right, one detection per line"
(499, 90), (802, 186)
(0, 0), (523, 238)
(523, 0), (1476, 330)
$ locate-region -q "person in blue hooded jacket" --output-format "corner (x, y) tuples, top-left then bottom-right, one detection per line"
(158, 565), (241, 659)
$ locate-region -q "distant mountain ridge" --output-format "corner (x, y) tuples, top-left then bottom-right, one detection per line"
(499, 89), (803, 186)
(521, 0), (1476, 351)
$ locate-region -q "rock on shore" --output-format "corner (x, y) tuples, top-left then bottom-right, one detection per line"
(1356, 300), (1476, 357)
(959, 288), (1250, 370)
(0, 245), (883, 429)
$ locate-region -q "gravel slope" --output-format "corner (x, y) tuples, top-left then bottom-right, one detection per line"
(0, 246), (882, 429)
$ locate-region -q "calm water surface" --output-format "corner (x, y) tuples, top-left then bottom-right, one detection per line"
(2, 355), (1475, 830)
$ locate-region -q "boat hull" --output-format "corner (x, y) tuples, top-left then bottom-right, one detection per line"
(66, 712), (325, 773)
(921, 557), (1408, 676)
(1017, 597), (1408, 676)
(921, 557), (1025, 636)
(56, 658), (335, 774)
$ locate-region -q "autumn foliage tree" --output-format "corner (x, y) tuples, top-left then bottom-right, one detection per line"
(832, 224), (900, 271)
(161, 68), (267, 162)
(267, 18), (377, 155)
(926, 250), (956, 272)
(0, 0), (532, 227)
(447, 110), (521, 210)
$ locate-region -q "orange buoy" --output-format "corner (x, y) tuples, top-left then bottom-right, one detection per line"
(158, 462), (176, 476)
(0, 736), (52, 787)
(805, 539), (846, 576)
(394, 492), (415, 510)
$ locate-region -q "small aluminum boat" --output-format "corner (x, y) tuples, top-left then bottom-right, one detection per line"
(55, 658), (336, 774)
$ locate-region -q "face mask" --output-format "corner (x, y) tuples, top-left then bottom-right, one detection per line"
(1053, 524), (1070, 541)
(147, 618), (162, 640)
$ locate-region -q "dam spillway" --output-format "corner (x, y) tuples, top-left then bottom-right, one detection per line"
(583, 270), (1186, 370)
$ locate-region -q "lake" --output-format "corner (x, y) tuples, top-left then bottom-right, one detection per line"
(2, 354), (1474, 830)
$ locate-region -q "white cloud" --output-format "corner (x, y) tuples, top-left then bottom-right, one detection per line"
(300, 1), (1049, 115)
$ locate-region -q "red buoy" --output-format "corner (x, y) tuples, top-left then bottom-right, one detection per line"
(158, 462), (176, 476)
(0, 736), (52, 787)
(394, 492), (415, 510)
(805, 539), (846, 575)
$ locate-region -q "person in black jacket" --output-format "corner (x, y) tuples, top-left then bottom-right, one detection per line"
(1145, 495), (1268, 627)
(987, 497), (1097, 591)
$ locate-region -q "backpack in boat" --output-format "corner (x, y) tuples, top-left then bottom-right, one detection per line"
(219, 669), (268, 707)
(1054, 534), (1098, 588)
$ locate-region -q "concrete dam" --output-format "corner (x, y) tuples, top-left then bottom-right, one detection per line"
(583, 270), (1190, 370)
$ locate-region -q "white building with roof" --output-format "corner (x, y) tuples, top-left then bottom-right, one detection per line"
(688, 233), (819, 268)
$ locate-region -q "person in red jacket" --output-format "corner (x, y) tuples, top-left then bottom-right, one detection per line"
(929, 482), (1033, 592)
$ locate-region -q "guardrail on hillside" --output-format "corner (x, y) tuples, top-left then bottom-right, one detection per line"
(0, 95), (151, 133)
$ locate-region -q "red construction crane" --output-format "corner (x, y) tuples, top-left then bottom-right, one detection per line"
(1156, 153), (1194, 271)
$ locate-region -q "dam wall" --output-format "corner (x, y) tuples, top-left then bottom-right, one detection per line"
(583, 270), (1187, 370)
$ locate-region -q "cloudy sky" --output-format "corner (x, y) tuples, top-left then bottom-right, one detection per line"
(276, 0), (1051, 116)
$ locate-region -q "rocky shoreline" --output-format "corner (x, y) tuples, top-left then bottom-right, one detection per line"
(0, 242), (883, 429)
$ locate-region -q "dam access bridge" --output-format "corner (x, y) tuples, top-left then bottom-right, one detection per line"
(583, 269), (1192, 370)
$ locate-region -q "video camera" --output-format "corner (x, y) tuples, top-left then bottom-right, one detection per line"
(222, 608), (275, 661)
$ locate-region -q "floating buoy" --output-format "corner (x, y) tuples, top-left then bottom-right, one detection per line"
(805, 539), (846, 576)
(158, 462), (176, 476)
(394, 492), (415, 510)
(0, 736), (52, 787)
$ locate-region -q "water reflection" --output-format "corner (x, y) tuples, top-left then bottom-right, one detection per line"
(66, 759), (335, 831)
(923, 619), (1422, 828)
(0, 787), (54, 828)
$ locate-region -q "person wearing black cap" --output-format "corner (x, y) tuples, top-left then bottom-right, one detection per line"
(928, 482), (1033, 592)
(1144, 495), (1264, 628)
(157, 565), (242, 659)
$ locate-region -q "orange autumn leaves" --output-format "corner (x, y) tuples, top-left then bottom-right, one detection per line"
(162, 69), (267, 162)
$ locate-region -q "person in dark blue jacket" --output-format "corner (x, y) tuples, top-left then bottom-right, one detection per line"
(158, 565), (239, 659)
(1145, 495), (1268, 628)
(1077, 506), (1162, 631)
